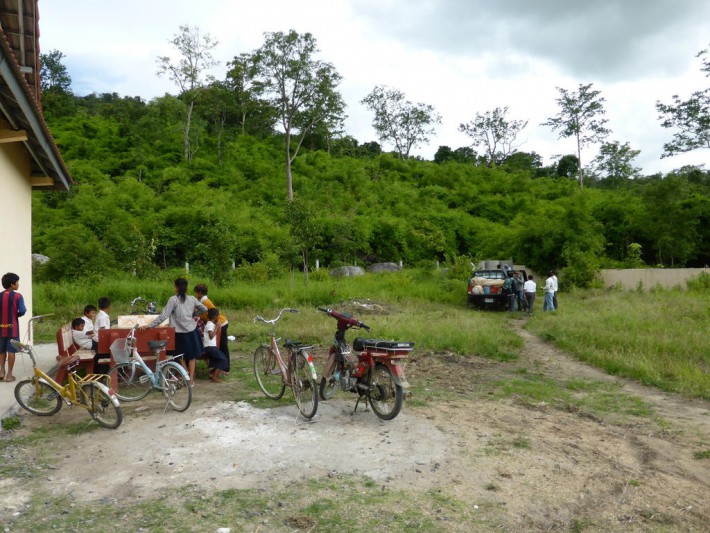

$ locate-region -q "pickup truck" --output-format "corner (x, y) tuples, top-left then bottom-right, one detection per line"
(467, 269), (527, 310)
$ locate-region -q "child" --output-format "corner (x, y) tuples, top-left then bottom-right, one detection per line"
(78, 305), (99, 352)
(203, 307), (228, 383)
(0, 272), (27, 382)
(71, 318), (93, 350)
(193, 284), (231, 373)
(95, 297), (111, 330)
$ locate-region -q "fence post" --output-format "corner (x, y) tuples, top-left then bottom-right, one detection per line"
(316, 259), (320, 271)
(185, 262), (190, 273)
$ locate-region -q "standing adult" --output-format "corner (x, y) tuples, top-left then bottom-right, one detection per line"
(514, 271), (525, 311)
(0, 272), (26, 382)
(543, 271), (556, 312)
(193, 283), (231, 373)
(142, 278), (207, 385)
(552, 272), (559, 310)
(523, 275), (537, 315)
(503, 273), (517, 312)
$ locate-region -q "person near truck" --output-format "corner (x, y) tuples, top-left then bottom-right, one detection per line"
(543, 271), (556, 312)
(552, 272), (559, 310)
(524, 275), (537, 315)
(503, 273), (517, 312)
(514, 271), (525, 311)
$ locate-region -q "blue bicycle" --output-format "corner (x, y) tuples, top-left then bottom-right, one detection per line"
(106, 325), (192, 411)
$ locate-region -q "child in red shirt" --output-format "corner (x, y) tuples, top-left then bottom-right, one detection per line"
(1, 272), (27, 382)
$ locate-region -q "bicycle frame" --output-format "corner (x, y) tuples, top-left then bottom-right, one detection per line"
(253, 308), (319, 419)
(12, 340), (118, 410)
(122, 325), (190, 389)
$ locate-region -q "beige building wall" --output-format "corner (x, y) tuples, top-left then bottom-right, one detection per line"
(0, 140), (33, 339)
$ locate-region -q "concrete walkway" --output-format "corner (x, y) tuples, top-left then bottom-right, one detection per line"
(0, 343), (58, 422)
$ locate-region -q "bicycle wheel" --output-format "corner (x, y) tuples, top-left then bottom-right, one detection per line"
(368, 364), (404, 421)
(80, 383), (123, 429)
(253, 345), (285, 400)
(290, 351), (318, 419)
(160, 363), (192, 412)
(319, 375), (338, 400)
(14, 379), (62, 416)
(107, 362), (152, 401)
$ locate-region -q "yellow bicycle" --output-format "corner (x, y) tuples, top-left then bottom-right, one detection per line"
(11, 316), (122, 429)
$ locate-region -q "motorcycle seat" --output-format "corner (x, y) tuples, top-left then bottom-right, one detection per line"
(352, 337), (414, 352)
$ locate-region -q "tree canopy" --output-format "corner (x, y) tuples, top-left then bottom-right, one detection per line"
(31, 40), (710, 288)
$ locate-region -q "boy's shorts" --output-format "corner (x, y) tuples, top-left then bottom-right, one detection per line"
(0, 336), (20, 353)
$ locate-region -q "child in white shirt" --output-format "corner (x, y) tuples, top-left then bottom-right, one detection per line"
(95, 296), (111, 330)
(203, 308), (228, 383)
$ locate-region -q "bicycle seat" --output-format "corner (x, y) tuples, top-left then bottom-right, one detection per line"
(148, 340), (168, 351)
(283, 339), (309, 349)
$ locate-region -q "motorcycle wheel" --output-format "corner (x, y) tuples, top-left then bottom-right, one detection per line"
(319, 376), (338, 400)
(368, 364), (404, 421)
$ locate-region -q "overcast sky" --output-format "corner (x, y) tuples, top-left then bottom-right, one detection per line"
(38, 0), (710, 175)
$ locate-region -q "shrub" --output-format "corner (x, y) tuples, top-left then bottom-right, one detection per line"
(687, 272), (710, 291)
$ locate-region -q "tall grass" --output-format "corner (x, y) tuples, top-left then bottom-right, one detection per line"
(32, 269), (518, 360)
(33, 272), (709, 399)
(526, 288), (710, 399)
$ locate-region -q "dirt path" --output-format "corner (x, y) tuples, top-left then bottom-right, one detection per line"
(3, 322), (709, 531)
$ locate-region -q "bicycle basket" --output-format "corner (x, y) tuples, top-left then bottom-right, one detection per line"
(110, 338), (131, 364)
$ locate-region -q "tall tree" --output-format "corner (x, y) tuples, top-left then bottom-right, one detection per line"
(591, 140), (641, 181)
(458, 106), (528, 166)
(361, 86), (441, 160)
(542, 83), (611, 188)
(252, 30), (345, 201)
(40, 49), (72, 92)
(156, 25), (219, 162)
(225, 52), (276, 136)
(656, 43), (710, 157)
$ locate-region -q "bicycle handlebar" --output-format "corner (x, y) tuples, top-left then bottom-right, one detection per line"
(317, 307), (370, 331)
(253, 307), (299, 325)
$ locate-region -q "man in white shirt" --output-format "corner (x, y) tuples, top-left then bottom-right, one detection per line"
(552, 272), (559, 310)
(543, 272), (556, 312)
(523, 275), (537, 315)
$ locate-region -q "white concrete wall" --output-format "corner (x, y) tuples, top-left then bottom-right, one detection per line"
(0, 139), (33, 339)
(600, 268), (710, 290)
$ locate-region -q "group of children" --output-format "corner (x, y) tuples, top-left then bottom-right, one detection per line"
(70, 291), (229, 383)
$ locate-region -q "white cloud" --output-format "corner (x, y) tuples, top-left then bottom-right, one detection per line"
(38, 0), (710, 174)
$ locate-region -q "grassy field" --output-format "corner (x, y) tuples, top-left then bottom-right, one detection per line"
(3, 271), (709, 532)
(31, 269), (710, 398)
(526, 287), (710, 399)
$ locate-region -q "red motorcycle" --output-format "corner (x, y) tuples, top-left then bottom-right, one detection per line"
(317, 307), (413, 420)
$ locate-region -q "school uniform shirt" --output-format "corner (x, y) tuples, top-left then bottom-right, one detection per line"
(149, 295), (207, 332)
(95, 310), (110, 330)
(72, 329), (93, 350)
(203, 321), (218, 348)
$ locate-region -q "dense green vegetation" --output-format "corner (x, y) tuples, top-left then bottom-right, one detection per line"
(33, 40), (710, 287)
(34, 88), (710, 285)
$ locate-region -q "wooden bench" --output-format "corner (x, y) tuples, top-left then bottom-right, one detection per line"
(55, 323), (108, 383)
(98, 327), (175, 371)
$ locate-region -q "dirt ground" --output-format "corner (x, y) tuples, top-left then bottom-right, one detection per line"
(2, 318), (709, 532)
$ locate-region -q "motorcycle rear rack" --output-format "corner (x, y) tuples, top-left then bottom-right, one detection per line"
(352, 337), (414, 353)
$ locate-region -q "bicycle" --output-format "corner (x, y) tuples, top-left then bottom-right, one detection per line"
(12, 315), (122, 429)
(106, 324), (192, 412)
(130, 296), (158, 315)
(253, 308), (319, 419)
